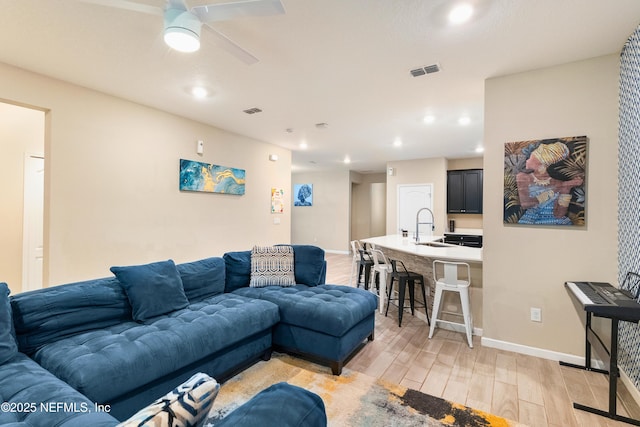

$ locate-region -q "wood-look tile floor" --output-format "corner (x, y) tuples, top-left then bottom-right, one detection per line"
(324, 252), (640, 426)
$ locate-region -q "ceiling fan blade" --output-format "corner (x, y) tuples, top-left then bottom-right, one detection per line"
(202, 23), (258, 65)
(76, 0), (162, 16)
(191, 0), (284, 23)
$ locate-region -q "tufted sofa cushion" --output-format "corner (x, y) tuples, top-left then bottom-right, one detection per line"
(0, 353), (117, 426)
(30, 294), (280, 403)
(11, 277), (132, 355)
(232, 285), (377, 337)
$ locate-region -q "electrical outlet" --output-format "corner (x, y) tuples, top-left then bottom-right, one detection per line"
(530, 307), (542, 322)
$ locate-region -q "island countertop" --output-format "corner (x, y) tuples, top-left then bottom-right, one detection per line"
(360, 234), (483, 263)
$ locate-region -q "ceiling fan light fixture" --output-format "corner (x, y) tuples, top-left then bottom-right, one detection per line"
(164, 9), (201, 53)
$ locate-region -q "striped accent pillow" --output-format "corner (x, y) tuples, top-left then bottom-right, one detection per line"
(250, 245), (296, 287)
(117, 372), (219, 427)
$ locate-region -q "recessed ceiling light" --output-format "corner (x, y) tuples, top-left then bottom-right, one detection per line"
(475, 146), (484, 153)
(299, 141), (308, 150)
(191, 86), (208, 99)
(458, 116), (471, 126)
(448, 3), (473, 25)
(423, 115), (435, 124)
(393, 138), (403, 147)
(344, 156), (351, 164)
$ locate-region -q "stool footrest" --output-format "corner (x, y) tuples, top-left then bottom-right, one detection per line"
(440, 310), (464, 318)
(433, 319), (466, 328)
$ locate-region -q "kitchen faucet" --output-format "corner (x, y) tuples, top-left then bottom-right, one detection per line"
(415, 207), (435, 243)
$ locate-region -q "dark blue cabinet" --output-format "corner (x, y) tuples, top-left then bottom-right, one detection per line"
(447, 169), (483, 214)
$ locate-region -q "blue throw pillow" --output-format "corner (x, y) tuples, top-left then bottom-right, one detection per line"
(177, 257), (226, 302)
(284, 245), (326, 286)
(0, 283), (18, 364)
(111, 260), (189, 322)
(223, 251), (252, 292)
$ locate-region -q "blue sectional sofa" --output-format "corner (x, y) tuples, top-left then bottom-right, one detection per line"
(0, 245), (376, 426)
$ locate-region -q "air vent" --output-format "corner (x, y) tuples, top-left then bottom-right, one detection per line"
(410, 63), (441, 77)
(424, 63), (441, 74)
(243, 107), (262, 114)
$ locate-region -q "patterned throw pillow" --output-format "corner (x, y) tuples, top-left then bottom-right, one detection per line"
(250, 245), (296, 288)
(117, 372), (220, 427)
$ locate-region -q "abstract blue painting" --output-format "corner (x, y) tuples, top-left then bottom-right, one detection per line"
(179, 159), (245, 195)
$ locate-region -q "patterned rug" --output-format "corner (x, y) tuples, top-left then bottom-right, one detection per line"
(209, 353), (523, 427)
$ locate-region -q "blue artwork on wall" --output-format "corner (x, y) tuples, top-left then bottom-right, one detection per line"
(179, 159), (245, 195)
(294, 183), (313, 206)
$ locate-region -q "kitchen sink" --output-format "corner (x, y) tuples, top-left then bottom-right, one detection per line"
(414, 239), (456, 248)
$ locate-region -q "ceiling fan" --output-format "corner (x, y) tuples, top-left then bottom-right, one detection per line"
(78, 0), (285, 64)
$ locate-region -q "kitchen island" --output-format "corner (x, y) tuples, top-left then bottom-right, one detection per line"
(360, 234), (483, 334)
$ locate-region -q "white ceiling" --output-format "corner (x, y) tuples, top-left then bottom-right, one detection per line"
(1, 0), (639, 173)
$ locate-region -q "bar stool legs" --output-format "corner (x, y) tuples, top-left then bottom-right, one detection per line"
(385, 259), (430, 327)
(429, 260), (473, 348)
(460, 285), (473, 348)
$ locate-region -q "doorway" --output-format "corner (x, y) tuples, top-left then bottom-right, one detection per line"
(350, 179), (387, 242)
(0, 102), (45, 292)
(397, 184), (433, 235)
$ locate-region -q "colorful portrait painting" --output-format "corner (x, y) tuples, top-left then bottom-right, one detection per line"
(504, 136), (587, 226)
(179, 159), (245, 195)
(294, 183), (313, 206)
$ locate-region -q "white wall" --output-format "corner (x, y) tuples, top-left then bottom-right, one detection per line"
(386, 157), (448, 235)
(0, 62), (292, 291)
(483, 54), (620, 355)
(291, 170), (351, 252)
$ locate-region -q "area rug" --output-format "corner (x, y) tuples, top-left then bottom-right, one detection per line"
(209, 353), (522, 427)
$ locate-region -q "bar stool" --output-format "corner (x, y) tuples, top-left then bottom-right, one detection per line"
(349, 240), (360, 286)
(429, 260), (473, 348)
(370, 248), (391, 313)
(357, 248), (374, 290)
(385, 259), (430, 327)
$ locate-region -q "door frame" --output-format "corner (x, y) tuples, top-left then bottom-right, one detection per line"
(22, 152), (44, 291)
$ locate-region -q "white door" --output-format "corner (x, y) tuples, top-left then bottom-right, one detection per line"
(397, 184), (433, 236)
(22, 155), (44, 291)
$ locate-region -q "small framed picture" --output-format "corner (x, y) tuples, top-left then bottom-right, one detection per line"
(293, 183), (313, 206)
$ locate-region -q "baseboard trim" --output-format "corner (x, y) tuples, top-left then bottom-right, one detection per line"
(325, 249), (350, 255)
(480, 337), (588, 366)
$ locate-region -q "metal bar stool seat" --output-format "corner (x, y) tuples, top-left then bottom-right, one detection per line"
(385, 259), (430, 327)
(429, 260), (473, 347)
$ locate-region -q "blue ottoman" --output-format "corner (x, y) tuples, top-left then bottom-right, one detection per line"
(206, 382), (326, 427)
(234, 284), (377, 375)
